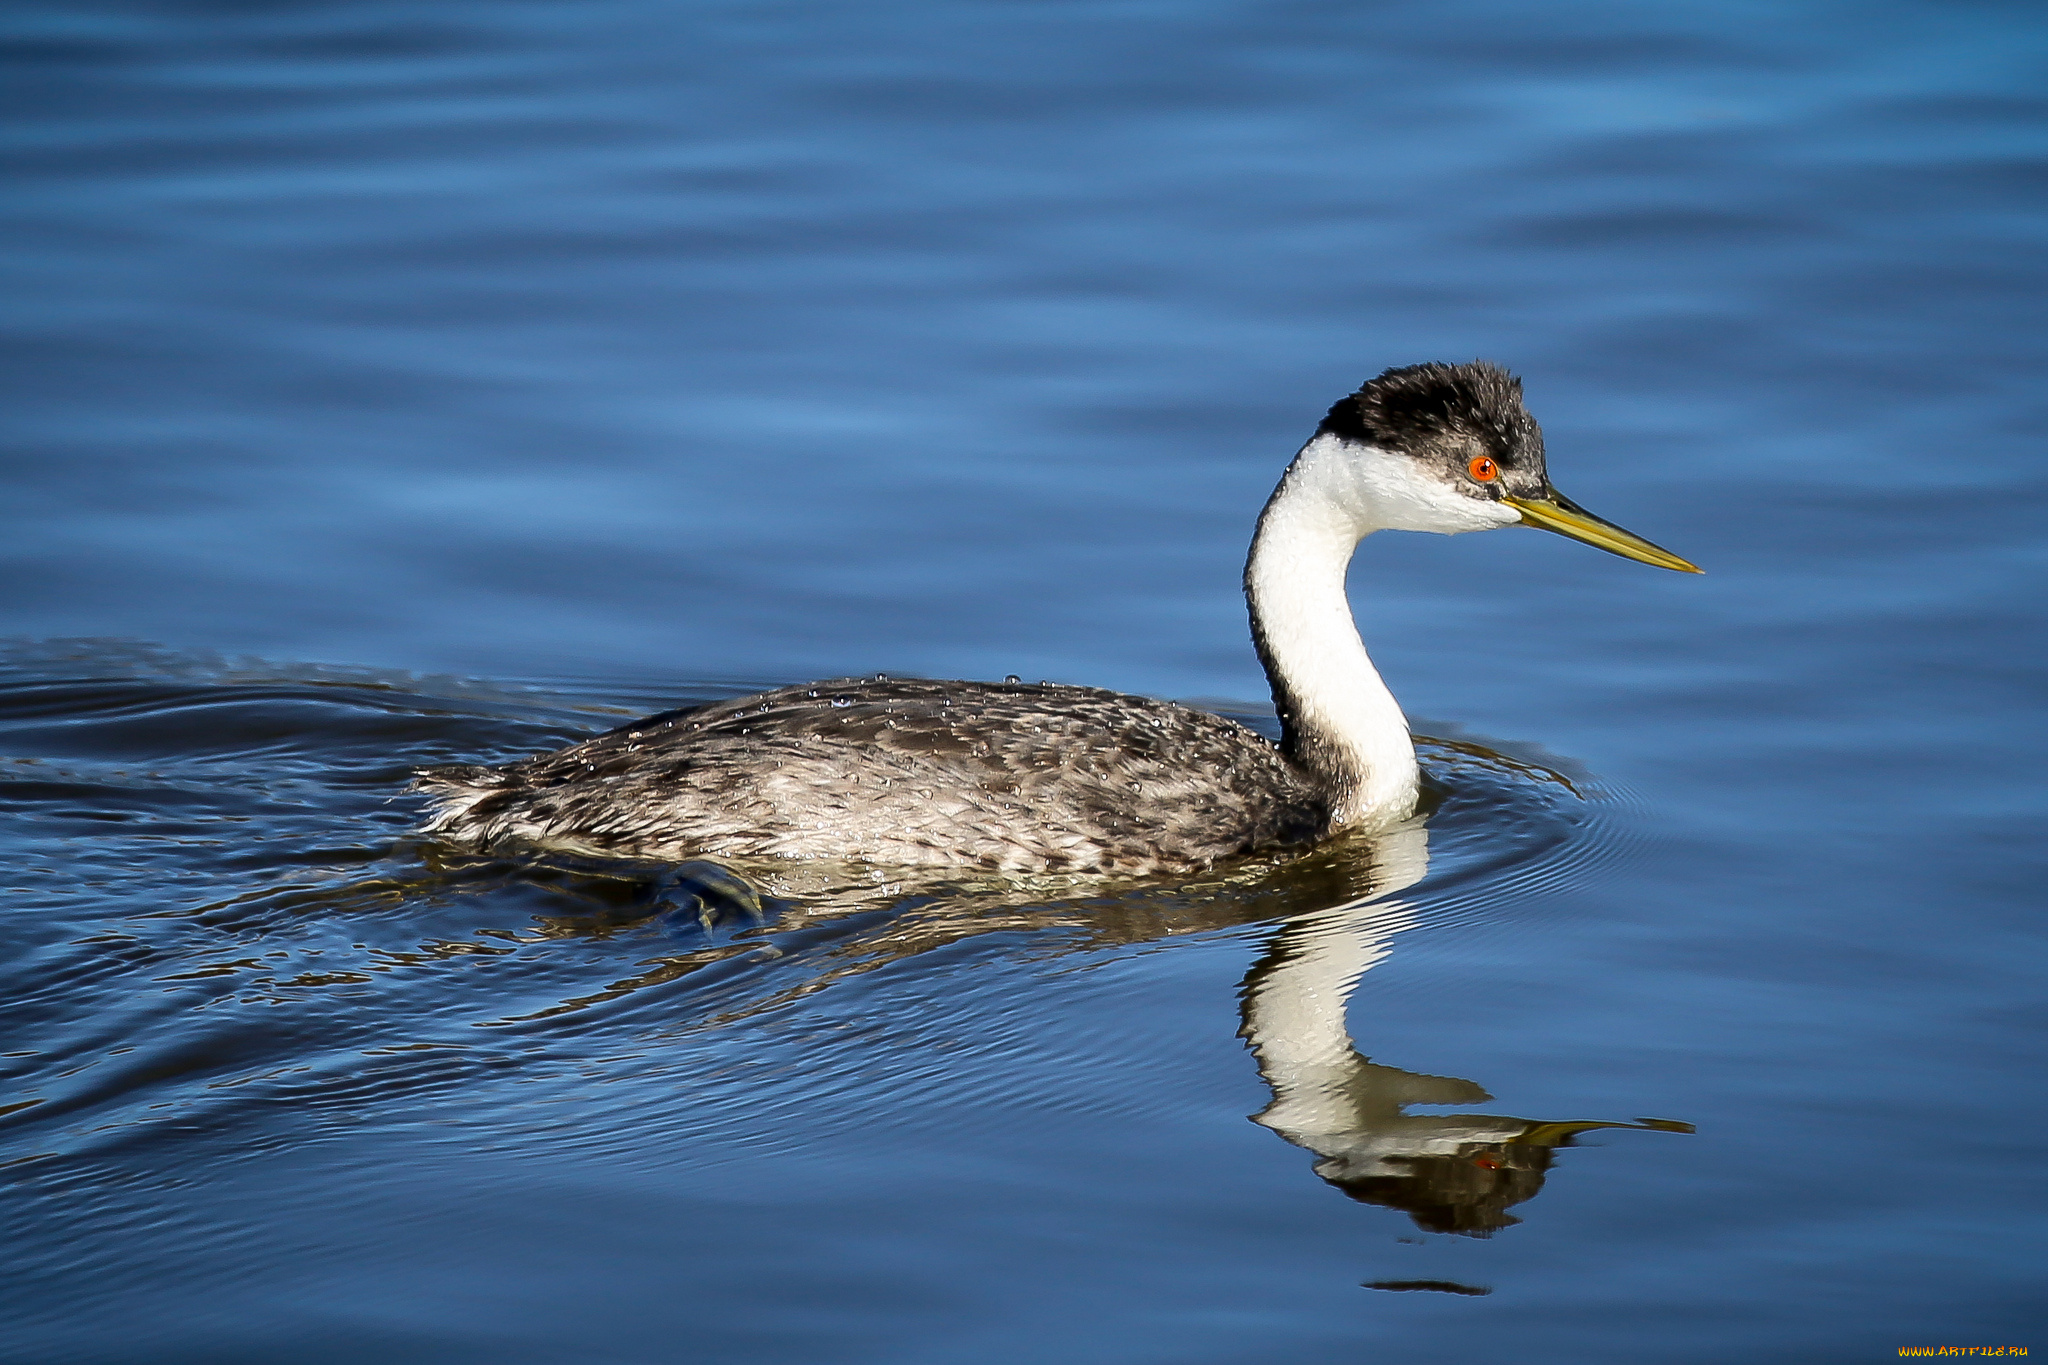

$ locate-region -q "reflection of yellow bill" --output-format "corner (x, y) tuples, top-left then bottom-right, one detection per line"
(1517, 1117), (1698, 1148)
(1504, 493), (1702, 574)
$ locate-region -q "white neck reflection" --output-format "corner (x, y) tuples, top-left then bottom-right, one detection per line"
(1238, 818), (1685, 1238)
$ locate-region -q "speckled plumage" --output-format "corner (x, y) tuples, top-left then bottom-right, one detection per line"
(415, 677), (1330, 875)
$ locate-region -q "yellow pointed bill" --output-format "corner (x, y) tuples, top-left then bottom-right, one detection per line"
(1503, 491), (1702, 574)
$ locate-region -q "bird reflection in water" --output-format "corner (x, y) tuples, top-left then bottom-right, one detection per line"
(1240, 818), (1691, 1238)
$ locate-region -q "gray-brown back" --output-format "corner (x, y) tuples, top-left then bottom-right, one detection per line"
(415, 678), (1331, 875)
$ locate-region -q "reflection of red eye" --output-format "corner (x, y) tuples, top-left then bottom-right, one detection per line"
(1469, 456), (1499, 482)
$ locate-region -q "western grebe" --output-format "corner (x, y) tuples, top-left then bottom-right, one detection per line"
(414, 361), (1697, 874)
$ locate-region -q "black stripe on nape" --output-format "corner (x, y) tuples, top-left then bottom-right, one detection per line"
(1315, 390), (1372, 443)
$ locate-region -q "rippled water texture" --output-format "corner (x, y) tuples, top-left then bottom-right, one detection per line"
(3, 1), (2045, 1361)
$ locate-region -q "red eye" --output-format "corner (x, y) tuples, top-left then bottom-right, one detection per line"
(1468, 456), (1499, 482)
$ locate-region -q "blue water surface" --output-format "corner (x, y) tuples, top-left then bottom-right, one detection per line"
(2, 1), (2045, 1361)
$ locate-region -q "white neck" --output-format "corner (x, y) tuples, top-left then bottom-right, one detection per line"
(1244, 433), (1424, 828)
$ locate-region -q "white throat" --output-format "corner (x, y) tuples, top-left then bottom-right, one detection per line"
(1244, 432), (1514, 828)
